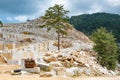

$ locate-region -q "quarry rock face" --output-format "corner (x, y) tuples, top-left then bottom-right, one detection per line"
(0, 18), (116, 77)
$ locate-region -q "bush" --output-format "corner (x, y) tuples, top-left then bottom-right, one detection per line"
(91, 27), (118, 70)
(118, 47), (120, 63)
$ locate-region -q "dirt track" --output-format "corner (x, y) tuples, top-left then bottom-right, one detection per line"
(0, 74), (120, 80)
(0, 65), (120, 80)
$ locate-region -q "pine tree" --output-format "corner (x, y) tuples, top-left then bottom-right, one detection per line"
(117, 47), (120, 63)
(40, 4), (72, 51)
(91, 27), (118, 70)
(0, 21), (3, 27)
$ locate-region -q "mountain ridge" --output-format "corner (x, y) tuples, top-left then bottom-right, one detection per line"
(69, 12), (120, 42)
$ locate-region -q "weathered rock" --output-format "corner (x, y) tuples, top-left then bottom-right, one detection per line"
(11, 72), (21, 75)
(65, 69), (74, 77)
(62, 60), (74, 68)
(22, 67), (40, 74)
(44, 53), (51, 56)
(73, 62), (79, 67)
(43, 56), (57, 63)
(21, 71), (32, 75)
(40, 72), (53, 77)
(37, 63), (51, 71)
(7, 60), (19, 65)
(49, 61), (63, 67)
(78, 68), (84, 74)
(54, 67), (65, 76)
(65, 67), (79, 77)
(109, 70), (116, 76)
(44, 52), (53, 56)
(84, 68), (91, 76)
(66, 57), (74, 63)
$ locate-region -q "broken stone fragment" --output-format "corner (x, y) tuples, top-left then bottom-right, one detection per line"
(22, 67), (40, 74)
(43, 56), (57, 63)
(49, 61), (63, 67)
(54, 67), (65, 76)
(40, 72), (53, 77)
(84, 68), (91, 76)
(37, 63), (51, 71)
(65, 67), (79, 77)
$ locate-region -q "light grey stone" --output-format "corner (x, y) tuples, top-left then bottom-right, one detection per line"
(22, 67), (40, 73)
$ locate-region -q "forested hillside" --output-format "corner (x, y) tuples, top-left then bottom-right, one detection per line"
(69, 13), (120, 42)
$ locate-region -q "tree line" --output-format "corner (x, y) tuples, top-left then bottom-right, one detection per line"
(69, 12), (120, 43)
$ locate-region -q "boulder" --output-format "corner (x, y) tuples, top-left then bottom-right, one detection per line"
(78, 68), (84, 74)
(109, 70), (116, 76)
(37, 63), (51, 71)
(54, 67), (65, 76)
(73, 62), (79, 67)
(7, 60), (19, 65)
(44, 52), (52, 56)
(40, 72), (53, 77)
(65, 68), (75, 77)
(22, 67), (40, 74)
(65, 67), (79, 77)
(43, 56), (57, 63)
(84, 68), (91, 76)
(49, 61), (63, 67)
(62, 60), (74, 68)
(66, 57), (74, 63)
(21, 71), (32, 75)
(98, 67), (108, 75)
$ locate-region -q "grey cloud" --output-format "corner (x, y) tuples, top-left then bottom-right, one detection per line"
(0, 0), (41, 15)
(0, 0), (120, 23)
(69, 0), (120, 15)
(1, 0), (120, 16)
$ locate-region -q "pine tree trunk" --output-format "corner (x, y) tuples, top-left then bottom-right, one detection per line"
(58, 30), (60, 52)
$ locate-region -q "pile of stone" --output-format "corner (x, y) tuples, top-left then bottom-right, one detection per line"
(40, 50), (116, 77)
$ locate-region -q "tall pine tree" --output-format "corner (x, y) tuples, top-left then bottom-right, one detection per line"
(40, 4), (72, 51)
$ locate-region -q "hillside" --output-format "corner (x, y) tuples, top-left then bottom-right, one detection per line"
(69, 12), (120, 42)
(2, 18), (92, 44)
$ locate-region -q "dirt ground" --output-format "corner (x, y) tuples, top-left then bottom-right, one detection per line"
(0, 74), (120, 80)
(0, 64), (120, 80)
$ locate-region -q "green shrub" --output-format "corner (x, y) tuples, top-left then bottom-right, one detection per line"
(91, 27), (118, 70)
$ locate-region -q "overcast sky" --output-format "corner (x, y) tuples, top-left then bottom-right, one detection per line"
(0, 0), (120, 23)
